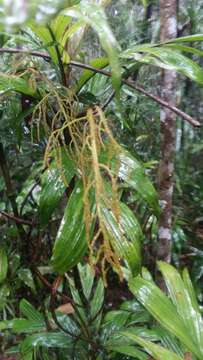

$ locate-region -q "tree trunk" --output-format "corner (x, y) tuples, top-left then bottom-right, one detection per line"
(157, 0), (177, 286)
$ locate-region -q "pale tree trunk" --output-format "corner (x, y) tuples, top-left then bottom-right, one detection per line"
(157, 0), (177, 284)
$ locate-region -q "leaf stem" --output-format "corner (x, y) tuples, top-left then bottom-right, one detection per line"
(47, 25), (67, 86)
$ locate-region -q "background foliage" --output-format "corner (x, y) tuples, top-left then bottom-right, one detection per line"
(0, 0), (203, 359)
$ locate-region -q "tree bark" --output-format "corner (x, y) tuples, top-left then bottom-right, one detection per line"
(157, 0), (177, 285)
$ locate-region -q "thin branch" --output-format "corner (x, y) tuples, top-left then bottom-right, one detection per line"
(0, 48), (200, 127)
(0, 48), (50, 60)
(20, 180), (39, 216)
(0, 210), (32, 226)
(70, 60), (200, 127)
(127, 83), (201, 128)
(34, 267), (74, 304)
(101, 90), (116, 110)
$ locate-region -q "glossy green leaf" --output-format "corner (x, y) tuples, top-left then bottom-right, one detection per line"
(90, 279), (104, 325)
(151, 327), (184, 357)
(101, 200), (142, 275)
(20, 299), (43, 322)
(20, 332), (71, 356)
(68, 275), (87, 323)
(0, 73), (36, 96)
(120, 331), (183, 360)
(158, 261), (203, 355)
(63, 2), (121, 90)
(60, 20), (85, 62)
(129, 276), (202, 359)
(141, 267), (154, 282)
(13, 319), (45, 333)
(0, 318), (45, 333)
(76, 57), (109, 93)
(182, 268), (201, 315)
(78, 263), (94, 300)
(31, 24), (58, 62)
(0, 248), (8, 284)
(18, 268), (36, 293)
(39, 148), (75, 227)
(51, 15), (71, 43)
(101, 148), (160, 216)
(121, 46), (203, 84)
(163, 44), (203, 57)
(30, 15), (71, 64)
(51, 181), (95, 274)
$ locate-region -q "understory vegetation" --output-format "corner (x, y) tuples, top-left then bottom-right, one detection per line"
(0, 1), (203, 359)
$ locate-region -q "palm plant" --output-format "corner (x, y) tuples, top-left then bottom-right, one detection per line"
(114, 262), (203, 360)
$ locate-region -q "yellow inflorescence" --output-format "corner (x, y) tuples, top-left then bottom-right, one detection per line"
(32, 87), (123, 284)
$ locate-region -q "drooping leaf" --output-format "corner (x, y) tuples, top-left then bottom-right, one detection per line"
(39, 148), (75, 227)
(51, 181), (95, 274)
(0, 248), (8, 284)
(63, 2), (121, 90)
(121, 46), (203, 84)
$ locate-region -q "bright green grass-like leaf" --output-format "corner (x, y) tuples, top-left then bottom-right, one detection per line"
(63, 2), (121, 91)
(129, 276), (203, 359)
(0, 73), (36, 96)
(51, 181), (95, 274)
(120, 331), (183, 360)
(39, 148), (75, 227)
(0, 248), (8, 284)
(121, 46), (203, 84)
